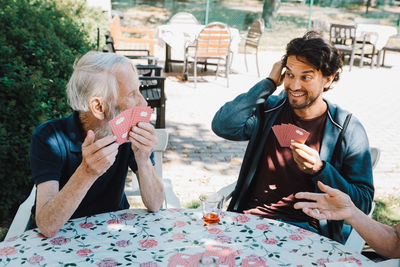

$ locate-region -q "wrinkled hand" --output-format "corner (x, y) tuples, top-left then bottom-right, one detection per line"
(290, 142), (323, 175)
(80, 130), (119, 179)
(294, 181), (355, 221)
(129, 122), (157, 163)
(268, 60), (285, 87)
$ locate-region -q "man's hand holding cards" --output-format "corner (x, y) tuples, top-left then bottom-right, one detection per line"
(272, 123), (310, 147)
(108, 106), (153, 145)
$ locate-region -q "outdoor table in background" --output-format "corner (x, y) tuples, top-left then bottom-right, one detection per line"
(0, 209), (373, 266)
(356, 23), (398, 67)
(155, 24), (240, 73)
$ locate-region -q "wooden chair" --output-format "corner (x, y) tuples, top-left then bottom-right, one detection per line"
(168, 12), (199, 25)
(243, 19), (264, 77)
(329, 23), (364, 71)
(183, 22), (231, 88)
(213, 147), (381, 253)
(354, 18), (381, 67)
(5, 129), (180, 239)
(110, 15), (156, 59)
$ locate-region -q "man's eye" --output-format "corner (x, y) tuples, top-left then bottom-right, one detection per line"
(286, 73), (293, 78)
(303, 76), (312, 80)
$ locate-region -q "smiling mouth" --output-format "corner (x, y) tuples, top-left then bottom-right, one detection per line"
(288, 90), (306, 97)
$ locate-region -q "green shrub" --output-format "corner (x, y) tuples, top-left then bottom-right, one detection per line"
(0, 0), (106, 226)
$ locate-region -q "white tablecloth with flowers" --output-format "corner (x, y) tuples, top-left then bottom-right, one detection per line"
(0, 209), (373, 266)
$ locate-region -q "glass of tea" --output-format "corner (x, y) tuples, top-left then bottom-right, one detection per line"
(200, 192), (224, 225)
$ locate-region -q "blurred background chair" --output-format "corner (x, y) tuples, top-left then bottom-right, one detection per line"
(168, 12), (199, 25)
(109, 15), (156, 62)
(243, 18), (264, 77)
(354, 18), (381, 25)
(329, 23), (365, 71)
(354, 18), (381, 67)
(183, 22), (231, 88)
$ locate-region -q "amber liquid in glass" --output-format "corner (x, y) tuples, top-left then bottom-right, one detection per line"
(203, 212), (220, 224)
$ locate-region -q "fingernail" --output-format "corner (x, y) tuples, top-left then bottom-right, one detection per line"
(133, 126), (138, 131)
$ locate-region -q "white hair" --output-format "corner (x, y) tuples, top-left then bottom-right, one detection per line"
(66, 51), (134, 112)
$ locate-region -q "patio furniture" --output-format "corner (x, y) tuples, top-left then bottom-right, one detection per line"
(214, 147), (381, 254)
(243, 19), (264, 77)
(1, 209), (372, 265)
(381, 44), (400, 67)
(4, 129), (179, 240)
(329, 23), (364, 71)
(109, 15), (156, 59)
(103, 32), (158, 64)
(137, 65), (167, 128)
(168, 12), (199, 25)
(354, 18), (381, 25)
(183, 22), (231, 88)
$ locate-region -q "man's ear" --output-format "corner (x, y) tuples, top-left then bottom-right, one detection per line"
(88, 97), (105, 120)
(323, 74), (335, 89)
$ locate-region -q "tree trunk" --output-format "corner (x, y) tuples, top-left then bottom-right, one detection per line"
(262, 0), (281, 28)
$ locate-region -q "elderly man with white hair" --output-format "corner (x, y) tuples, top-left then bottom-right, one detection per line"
(29, 51), (164, 237)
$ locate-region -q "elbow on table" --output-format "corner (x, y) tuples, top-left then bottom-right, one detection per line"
(36, 219), (60, 238)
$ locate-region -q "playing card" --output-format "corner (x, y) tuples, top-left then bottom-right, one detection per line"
(108, 109), (133, 144)
(272, 123), (310, 148)
(131, 106), (153, 126)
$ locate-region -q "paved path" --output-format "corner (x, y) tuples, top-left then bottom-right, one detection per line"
(156, 50), (400, 206)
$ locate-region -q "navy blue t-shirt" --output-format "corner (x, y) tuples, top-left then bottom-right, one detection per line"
(30, 111), (154, 219)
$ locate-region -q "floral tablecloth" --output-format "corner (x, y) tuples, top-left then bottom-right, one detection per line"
(0, 209), (373, 266)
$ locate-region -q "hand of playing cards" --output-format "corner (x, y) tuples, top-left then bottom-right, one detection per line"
(272, 123), (310, 148)
(108, 106), (153, 145)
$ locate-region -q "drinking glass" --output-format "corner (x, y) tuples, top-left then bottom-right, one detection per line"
(200, 192), (224, 225)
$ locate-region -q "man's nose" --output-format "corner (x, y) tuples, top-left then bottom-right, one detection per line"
(292, 79), (302, 90)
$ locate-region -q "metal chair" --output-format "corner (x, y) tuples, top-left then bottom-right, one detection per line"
(243, 19), (264, 77)
(5, 129), (180, 239)
(183, 22), (231, 88)
(329, 23), (364, 71)
(168, 12), (199, 25)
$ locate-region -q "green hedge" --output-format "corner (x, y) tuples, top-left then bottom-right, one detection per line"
(0, 0), (106, 225)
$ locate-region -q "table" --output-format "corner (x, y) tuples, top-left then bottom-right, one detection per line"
(356, 24), (397, 67)
(0, 209), (373, 266)
(155, 24), (241, 73)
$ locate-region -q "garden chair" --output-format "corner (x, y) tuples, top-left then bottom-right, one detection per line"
(243, 19), (264, 77)
(354, 18), (381, 68)
(329, 23), (365, 71)
(109, 15), (156, 59)
(168, 12), (199, 25)
(214, 147), (381, 253)
(183, 22), (231, 88)
(5, 129), (180, 240)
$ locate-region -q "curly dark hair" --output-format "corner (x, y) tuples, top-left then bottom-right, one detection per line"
(282, 31), (343, 91)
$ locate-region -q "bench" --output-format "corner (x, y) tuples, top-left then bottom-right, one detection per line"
(381, 45), (400, 67)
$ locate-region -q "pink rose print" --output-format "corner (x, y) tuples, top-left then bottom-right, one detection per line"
(139, 262), (159, 267)
(6, 236), (19, 242)
(97, 258), (118, 267)
(316, 258), (330, 266)
(28, 254), (45, 264)
(106, 219), (120, 225)
(208, 228), (222, 234)
(0, 246), (17, 256)
(138, 239), (158, 249)
(263, 238), (278, 245)
(172, 233), (186, 240)
(116, 240), (132, 247)
(50, 236), (71, 246)
(339, 256), (362, 266)
(118, 212), (135, 221)
(297, 228), (314, 236)
(172, 221), (186, 228)
(232, 215), (250, 223)
(214, 234), (232, 243)
(76, 248), (93, 257)
(168, 208), (183, 212)
(256, 224), (270, 231)
(79, 222), (94, 229)
(219, 211), (227, 218)
(288, 234), (304, 241)
(242, 254), (269, 267)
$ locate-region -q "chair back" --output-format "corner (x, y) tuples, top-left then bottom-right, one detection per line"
(329, 23), (356, 46)
(245, 19), (264, 48)
(110, 15), (123, 40)
(169, 12), (199, 25)
(195, 22), (231, 59)
(354, 18), (381, 25)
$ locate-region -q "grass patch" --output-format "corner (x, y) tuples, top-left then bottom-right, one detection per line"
(373, 196), (400, 226)
(183, 200), (201, 209)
